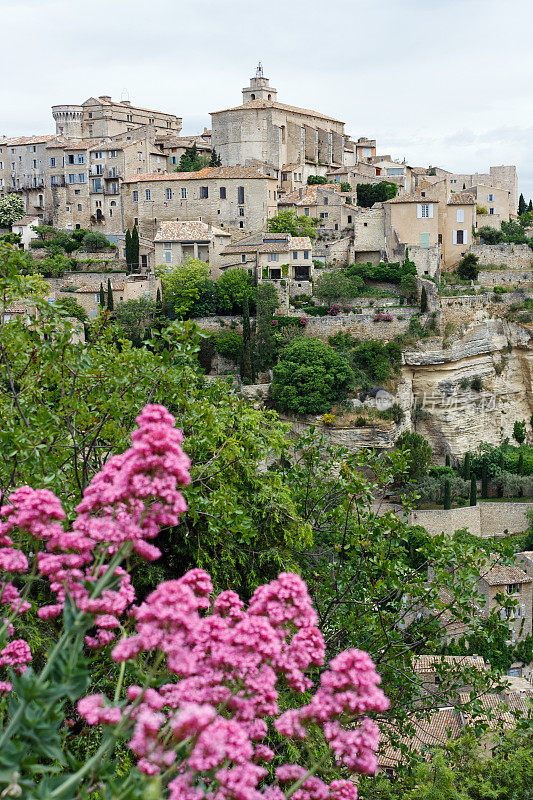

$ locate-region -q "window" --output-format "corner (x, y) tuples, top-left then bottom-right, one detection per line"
(200, 186), (208, 199)
(138, 152), (142, 161)
(88, 112), (92, 118)
(239, 221), (244, 228)
(456, 208), (464, 223)
(334, 223), (338, 231)
(219, 186), (226, 199)
(239, 207), (244, 217)
(507, 583), (521, 594)
(78, 173), (86, 183)
(238, 186), (245, 204)
(488, 193), (494, 202)
(165, 251), (172, 263)
(269, 268), (282, 280)
(181, 188), (187, 199)
(132, 190), (138, 202)
(489, 207), (494, 215)
(268, 253), (279, 262)
(453, 230), (466, 245)
(303, 250), (309, 259)
(241, 254), (246, 263)
(418, 203), (433, 218)
(420, 232), (430, 248)
(166, 188), (172, 200)
(32, 160), (38, 169)
(293, 251), (298, 260)
(92, 178), (102, 192)
(74, 189), (80, 195)
(324, 197), (328, 205)
(134, 217), (138, 226)
(127, 114), (133, 123)
(109, 150), (117, 158)
(68, 174), (76, 184)
(77, 203), (82, 211)
(145, 189), (151, 200)
(304, 207), (310, 216)
(348, 215), (352, 223)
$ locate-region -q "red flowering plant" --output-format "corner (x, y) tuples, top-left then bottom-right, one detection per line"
(0, 405), (388, 798)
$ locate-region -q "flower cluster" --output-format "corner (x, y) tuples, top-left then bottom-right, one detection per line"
(78, 569), (388, 800)
(0, 404), (191, 681)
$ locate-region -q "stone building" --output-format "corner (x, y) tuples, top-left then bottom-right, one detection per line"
(468, 183), (511, 230)
(0, 135), (56, 214)
(58, 273), (161, 320)
(52, 95), (182, 139)
(122, 166), (279, 240)
(211, 65), (350, 170)
(11, 215), (40, 249)
(154, 220), (230, 276)
(477, 560), (533, 650)
(156, 129), (212, 168)
(277, 183), (357, 234)
(426, 164), (518, 219)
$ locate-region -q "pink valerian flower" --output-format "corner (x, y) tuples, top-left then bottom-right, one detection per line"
(1, 583), (30, 615)
(0, 639), (32, 674)
(77, 695), (122, 726)
(0, 681), (13, 693)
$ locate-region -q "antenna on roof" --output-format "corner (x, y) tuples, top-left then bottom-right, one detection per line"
(256, 62), (263, 78)
(120, 88), (130, 102)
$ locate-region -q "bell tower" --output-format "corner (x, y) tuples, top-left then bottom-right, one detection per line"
(242, 63), (278, 103)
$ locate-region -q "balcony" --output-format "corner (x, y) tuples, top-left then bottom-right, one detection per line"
(104, 169), (122, 179)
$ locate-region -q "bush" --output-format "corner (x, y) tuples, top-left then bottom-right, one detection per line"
(211, 330), (243, 362)
(271, 337), (354, 415)
(82, 231), (110, 252)
(315, 270), (363, 300)
(478, 225), (503, 244)
(55, 296), (88, 323)
(340, 182), (351, 192)
(377, 403), (404, 424)
(456, 253), (479, 281)
(356, 181), (397, 208)
(395, 431), (432, 481)
(307, 175), (328, 185)
(470, 375), (483, 392)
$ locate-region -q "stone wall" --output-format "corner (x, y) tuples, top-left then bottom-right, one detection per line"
(477, 269), (533, 287)
(289, 419), (397, 450)
(469, 244), (533, 268)
(409, 502), (533, 538)
(409, 244), (441, 279)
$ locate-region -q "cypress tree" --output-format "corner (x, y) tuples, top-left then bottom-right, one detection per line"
(99, 282), (105, 307)
(518, 451), (524, 475)
(241, 293), (253, 383)
(156, 287), (162, 312)
(420, 286), (428, 313)
(131, 225), (140, 272)
(125, 228), (132, 272)
(470, 474), (477, 506)
(529, 199), (533, 212)
(443, 478), (451, 509)
(498, 449), (504, 470)
(107, 278), (114, 312)
(464, 452), (470, 480)
(210, 148), (221, 167)
(518, 193), (527, 216)
(462, 182), (466, 189)
(481, 460), (488, 498)
(445, 454), (451, 468)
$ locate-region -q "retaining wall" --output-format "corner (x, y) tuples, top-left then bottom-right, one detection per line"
(469, 244), (533, 268)
(409, 502), (533, 538)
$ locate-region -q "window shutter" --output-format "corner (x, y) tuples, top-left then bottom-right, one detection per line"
(463, 229), (467, 245)
(417, 204), (422, 218)
(453, 230), (457, 245)
(428, 204), (434, 219)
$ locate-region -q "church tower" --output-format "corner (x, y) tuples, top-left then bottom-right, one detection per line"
(242, 63), (278, 103)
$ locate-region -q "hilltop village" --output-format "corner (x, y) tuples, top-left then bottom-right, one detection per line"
(1, 66), (533, 788)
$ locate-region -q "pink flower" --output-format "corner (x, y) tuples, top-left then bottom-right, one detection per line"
(0, 639), (31, 673)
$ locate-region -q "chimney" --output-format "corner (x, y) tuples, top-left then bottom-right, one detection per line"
(99, 95), (112, 102)
(122, 100), (131, 106)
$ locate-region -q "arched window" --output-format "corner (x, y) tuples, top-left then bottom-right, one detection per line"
(251, 93), (256, 100)
(268, 94), (271, 100)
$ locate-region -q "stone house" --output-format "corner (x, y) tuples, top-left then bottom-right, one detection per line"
(220, 233), (313, 301)
(122, 166), (279, 240)
(0, 135), (56, 214)
(468, 183), (511, 230)
(476, 557), (533, 650)
(11, 215), (40, 249)
(63, 273), (161, 320)
(154, 220), (230, 276)
(383, 188), (475, 269)
(426, 165), (518, 219)
(52, 95), (182, 139)
(211, 66), (349, 170)
(155, 129), (212, 168)
(277, 183), (357, 234)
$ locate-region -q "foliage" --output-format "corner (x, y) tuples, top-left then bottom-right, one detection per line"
(131, 225), (140, 272)
(420, 286), (428, 313)
(271, 337), (354, 415)
(518, 192), (527, 216)
(356, 181), (397, 208)
(0, 194), (25, 227)
(157, 257), (211, 318)
(82, 231), (110, 252)
(174, 142), (210, 172)
(477, 225), (502, 245)
(113, 298), (160, 345)
(209, 147), (222, 167)
(241, 292), (253, 381)
(346, 259), (416, 285)
(456, 253), (479, 281)
(315, 270), (363, 301)
(340, 182), (351, 192)
(328, 333), (402, 388)
(267, 211), (318, 239)
(395, 431), (432, 481)
(400, 273), (418, 301)
(54, 296), (89, 323)
(468, 441), (533, 477)
(216, 267), (255, 314)
(307, 175), (328, 185)
(211, 330), (243, 362)
(0, 243), (50, 322)
(513, 419), (526, 445)
(254, 282), (280, 372)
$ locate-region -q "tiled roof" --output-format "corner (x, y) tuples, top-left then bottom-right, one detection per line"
(481, 560), (532, 586)
(410, 167), (429, 175)
(3, 300), (35, 313)
(124, 166), (274, 184)
(278, 184), (340, 206)
(154, 220), (229, 242)
(82, 97), (180, 119)
(211, 98), (343, 124)
(0, 135), (56, 147)
(385, 191), (438, 204)
(379, 707), (462, 768)
(281, 164), (303, 172)
(413, 655), (487, 674)
(448, 192), (475, 205)
(12, 215), (40, 226)
(222, 234), (312, 255)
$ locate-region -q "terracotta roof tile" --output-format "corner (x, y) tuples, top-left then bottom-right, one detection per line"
(481, 560), (532, 586)
(448, 192), (475, 205)
(222, 234), (312, 255)
(124, 166), (274, 184)
(154, 220), (229, 242)
(0, 135), (56, 147)
(278, 184), (340, 206)
(210, 98), (343, 124)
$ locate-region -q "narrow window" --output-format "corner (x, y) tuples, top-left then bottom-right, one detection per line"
(220, 186), (227, 199)
(237, 186), (245, 204)
(145, 189), (151, 200)
(166, 188), (172, 200)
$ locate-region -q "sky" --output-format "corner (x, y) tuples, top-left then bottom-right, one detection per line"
(3, 0), (533, 199)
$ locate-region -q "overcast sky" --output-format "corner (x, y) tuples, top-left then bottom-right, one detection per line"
(3, 0), (533, 200)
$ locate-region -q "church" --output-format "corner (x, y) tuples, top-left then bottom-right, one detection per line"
(210, 65), (356, 170)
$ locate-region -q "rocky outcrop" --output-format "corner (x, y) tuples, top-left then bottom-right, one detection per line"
(399, 320), (533, 456)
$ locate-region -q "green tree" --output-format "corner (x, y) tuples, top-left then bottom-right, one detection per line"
(0, 194), (25, 227)
(254, 282), (279, 372)
(315, 270), (363, 301)
(513, 419), (526, 445)
(356, 181), (397, 207)
(99, 282), (105, 307)
(405, 753), (470, 800)
(456, 253), (479, 281)
(55, 296), (88, 323)
(307, 175), (328, 185)
(445, 453), (451, 467)
(125, 227), (132, 271)
(420, 286), (428, 313)
(395, 431), (432, 481)
(113, 298), (158, 345)
(400, 273), (418, 301)
(241, 292), (253, 382)
(518, 192), (527, 215)
(216, 267), (255, 314)
(477, 225), (502, 244)
(518, 451), (524, 475)
(82, 231), (110, 252)
(156, 286), (163, 313)
(463, 452), (471, 480)
(267, 211), (318, 239)
(131, 224), (140, 272)
(481, 459), (488, 498)
(271, 337), (354, 415)
(340, 182), (351, 192)
(209, 148), (222, 167)
(529, 199), (533, 212)
(156, 256), (210, 318)
(106, 277), (114, 312)
(443, 478), (451, 509)
(470, 473), (477, 505)
(175, 142), (210, 172)
(0, 243), (50, 324)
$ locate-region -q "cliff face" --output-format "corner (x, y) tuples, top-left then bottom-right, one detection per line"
(399, 320), (533, 457)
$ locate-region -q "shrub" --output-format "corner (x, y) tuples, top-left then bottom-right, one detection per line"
(355, 415), (367, 427)
(513, 419), (526, 445)
(315, 270), (363, 301)
(377, 403), (404, 424)
(82, 231), (110, 252)
(395, 431), (432, 481)
(340, 181), (352, 192)
(456, 253), (479, 281)
(470, 376), (483, 392)
(478, 225), (502, 244)
(271, 337), (354, 415)
(356, 181), (397, 208)
(211, 330), (243, 362)
(307, 175), (328, 185)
